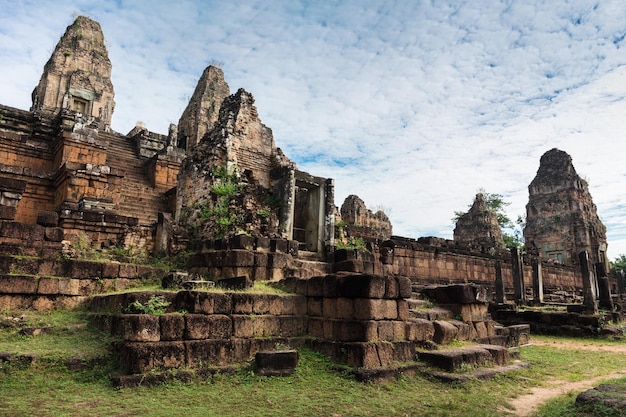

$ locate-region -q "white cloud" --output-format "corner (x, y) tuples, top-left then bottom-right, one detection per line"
(2, 0), (626, 258)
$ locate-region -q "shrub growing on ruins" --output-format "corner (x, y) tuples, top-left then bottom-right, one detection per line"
(127, 295), (170, 315)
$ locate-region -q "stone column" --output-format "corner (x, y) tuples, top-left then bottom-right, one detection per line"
(596, 262), (613, 311)
(511, 247), (525, 305)
(579, 251), (598, 314)
(531, 258), (543, 306)
(618, 271), (626, 296)
(494, 260), (506, 304)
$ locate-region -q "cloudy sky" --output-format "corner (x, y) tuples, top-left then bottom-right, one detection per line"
(1, 0), (626, 259)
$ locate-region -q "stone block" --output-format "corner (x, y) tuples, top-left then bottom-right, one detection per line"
(397, 299), (409, 321)
(353, 299), (398, 320)
(252, 267), (268, 281)
(322, 297), (337, 318)
(288, 240), (299, 256)
(230, 235), (255, 250)
(337, 274), (386, 299)
(306, 275), (325, 297)
(268, 295), (288, 315)
(252, 294), (270, 314)
(69, 260), (102, 279)
(307, 297), (323, 317)
(322, 274), (338, 298)
(158, 314), (185, 341)
(118, 264), (138, 278)
(231, 293), (254, 314)
(396, 277), (412, 298)
(37, 211), (59, 227)
(432, 320), (458, 345)
(216, 276), (253, 290)
(255, 350), (299, 376)
(377, 321), (395, 341)
(307, 317), (324, 338)
(335, 297), (355, 319)
(422, 284), (489, 304)
(232, 315), (254, 338)
(334, 259), (363, 273)
(449, 320), (475, 341)
(82, 210), (104, 223)
(119, 314), (161, 342)
(268, 253), (289, 269)
(406, 318), (435, 342)
(37, 277), (60, 295)
(506, 324), (530, 347)
(186, 340), (244, 368)
(223, 250), (255, 267)
(0, 221), (44, 241)
(441, 303), (490, 322)
(175, 291), (232, 315)
(0, 275), (37, 294)
(279, 316), (307, 337)
(474, 321), (489, 339)
(118, 341), (185, 374)
(184, 314), (232, 340)
(101, 262), (120, 278)
(0, 206), (17, 220)
(253, 316), (280, 337)
(255, 237), (270, 252)
(254, 252), (268, 267)
(57, 279), (81, 295)
(384, 275), (399, 298)
(294, 278), (308, 296)
(333, 320), (378, 342)
(44, 227), (64, 242)
(270, 239), (290, 253)
(334, 249), (358, 262)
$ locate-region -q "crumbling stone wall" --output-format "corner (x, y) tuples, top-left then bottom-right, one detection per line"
(176, 88), (295, 242)
(338, 195), (392, 242)
(334, 237), (585, 296)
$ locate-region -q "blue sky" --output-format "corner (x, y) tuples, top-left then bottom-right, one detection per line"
(2, 0), (626, 259)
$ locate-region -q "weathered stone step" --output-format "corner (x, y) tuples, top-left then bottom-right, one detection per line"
(418, 344), (509, 372)
(409, 307), (453, 321)
(407, 299), (430, 310)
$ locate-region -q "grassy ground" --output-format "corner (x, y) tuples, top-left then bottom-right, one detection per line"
(1, 311), (626, 417)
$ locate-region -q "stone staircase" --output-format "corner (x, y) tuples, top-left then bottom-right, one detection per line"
(102, 132), (170, 226)
(405, 283), (530, 381)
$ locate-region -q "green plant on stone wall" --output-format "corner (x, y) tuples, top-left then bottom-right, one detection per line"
(127, 295), (170, 315)
(336, 237), (367, 251)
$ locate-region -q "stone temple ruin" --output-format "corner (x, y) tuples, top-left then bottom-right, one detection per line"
(0, 16), (622, 383)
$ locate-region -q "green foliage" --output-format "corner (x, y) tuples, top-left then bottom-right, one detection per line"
(127, 296), (170, 315)
(336, 236), (367, 251)
(212, 181), (238, 197)
(611, 254), (626, 273)
(256, 208), (271, 218)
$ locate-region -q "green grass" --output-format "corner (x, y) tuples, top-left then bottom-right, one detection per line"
(2, 311), (626, 416)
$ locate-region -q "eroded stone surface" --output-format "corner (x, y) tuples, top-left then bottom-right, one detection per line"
(524, 148), (607, 268)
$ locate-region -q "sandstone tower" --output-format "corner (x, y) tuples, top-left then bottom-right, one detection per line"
(177, 65), (230, 150)
(30, 16), (115, 131)
(524, 148), (607, 269)
(339, 195), (392, 242)
(453, 193), (505, 250)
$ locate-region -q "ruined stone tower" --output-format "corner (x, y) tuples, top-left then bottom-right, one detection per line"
(177, 65), (230, 150)
(30, 16), (115, 131)
(453, 193), (505, 250)
(339, 195), (392, 242)
(524, 148), (607, 269)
